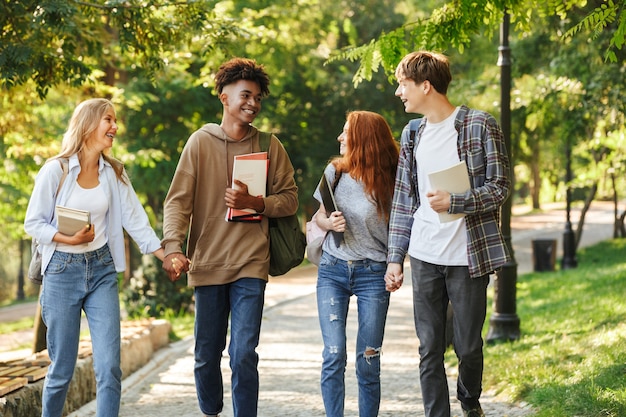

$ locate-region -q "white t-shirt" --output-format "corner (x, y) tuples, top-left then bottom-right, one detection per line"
(408, 107), (468, 265)
(56, 182), (109, 254)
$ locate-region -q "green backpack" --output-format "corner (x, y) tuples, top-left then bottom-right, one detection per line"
(259, 131), (306, 276)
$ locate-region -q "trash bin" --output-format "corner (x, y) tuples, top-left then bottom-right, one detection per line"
(532, 239), (557, 272)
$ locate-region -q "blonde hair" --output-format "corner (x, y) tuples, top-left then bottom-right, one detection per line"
(54, 98), (126, 183)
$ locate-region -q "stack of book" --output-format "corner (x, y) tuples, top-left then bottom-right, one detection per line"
(225, 151), (268, 222)
(56, 206), (91, 234)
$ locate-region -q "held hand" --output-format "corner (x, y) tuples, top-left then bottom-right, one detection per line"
(384, 262), (404, 292)
(163, 253), (191, 282)
(426, 189), (451, 213)
(73, 224), (95, 245)
(327, 211), (346, 233)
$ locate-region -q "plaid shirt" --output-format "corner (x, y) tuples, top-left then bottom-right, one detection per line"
(387, 105), (511, 278)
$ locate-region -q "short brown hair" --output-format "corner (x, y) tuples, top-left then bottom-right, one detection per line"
(395, 51), (452, 95)
(214, 58), (270, 97)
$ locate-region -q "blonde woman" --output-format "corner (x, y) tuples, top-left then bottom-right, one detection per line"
(24, 98), (165, 417)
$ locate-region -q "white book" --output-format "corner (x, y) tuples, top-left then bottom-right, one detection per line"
(226, 152), (268, 220)
(56, 206), (91, 235)
(428, 160), (471, 223)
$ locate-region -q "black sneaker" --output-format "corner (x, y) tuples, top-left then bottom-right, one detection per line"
(462, 405), (485, 417)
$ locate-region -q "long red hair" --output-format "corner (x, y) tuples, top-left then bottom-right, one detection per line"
(333, 111), (399, 221)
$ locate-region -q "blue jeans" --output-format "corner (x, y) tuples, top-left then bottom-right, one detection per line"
(317, 252), (390, 417)
(41, 244), (121, 417)
(194, 278), (266, 417)
(410, 258), (489, 417)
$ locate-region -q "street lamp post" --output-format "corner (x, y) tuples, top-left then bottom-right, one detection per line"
(561, 136), (578, 269)
(486, 12), (521, 343)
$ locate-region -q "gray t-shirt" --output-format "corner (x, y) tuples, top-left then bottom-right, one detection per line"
(313, 164), (389, 262)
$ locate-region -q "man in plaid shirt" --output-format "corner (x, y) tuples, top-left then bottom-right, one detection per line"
(384, 51), (511, 417)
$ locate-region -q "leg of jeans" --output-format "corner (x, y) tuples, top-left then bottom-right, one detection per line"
(194, 285), (230, 416)
(228, 278), (266, 417)
(40, 250), (86, 417)
(446, 268), (489, 410)
(410, 257), (451, 417)
(316, 256), (350, 417)
(353, 260), (390, 417)
(84, 246), (122, 417)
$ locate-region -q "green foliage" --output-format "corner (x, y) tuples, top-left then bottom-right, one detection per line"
(330, 0), (625, 86)
(563, 0), (626, 62)
(0, 0), (240, 98)
(476, 239), (626, 416)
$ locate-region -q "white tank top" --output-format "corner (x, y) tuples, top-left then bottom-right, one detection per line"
(56, 181), (109, 254)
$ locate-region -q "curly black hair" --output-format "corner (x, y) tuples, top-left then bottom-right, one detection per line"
(214, 58), (270, 97)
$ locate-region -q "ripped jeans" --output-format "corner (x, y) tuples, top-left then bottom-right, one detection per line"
(316, 252), (390, 417)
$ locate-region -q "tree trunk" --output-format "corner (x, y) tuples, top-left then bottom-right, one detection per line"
(618, 211), (626, 238)
(531, 148), (541, 209)
(574, 182), (598, 250)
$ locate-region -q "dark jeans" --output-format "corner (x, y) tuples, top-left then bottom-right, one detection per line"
(410, 257), (489, 417)
(193, 278), (266, 417)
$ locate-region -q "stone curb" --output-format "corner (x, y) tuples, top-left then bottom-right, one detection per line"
(0, 319), (170, 417)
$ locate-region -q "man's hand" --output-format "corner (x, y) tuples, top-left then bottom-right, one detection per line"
(225, 180), (265, 213)
(427, 189), (451, 213)
(384, 262), (404, 292)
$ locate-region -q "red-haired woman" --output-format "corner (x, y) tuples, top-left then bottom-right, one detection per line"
(312, 110), (399, 417)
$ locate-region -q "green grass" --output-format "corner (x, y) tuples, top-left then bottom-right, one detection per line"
(460, 239), (626, 417)
(166, 311), (195, 341)
(0, 296), (38, 308)
(0, 317), (35, 334)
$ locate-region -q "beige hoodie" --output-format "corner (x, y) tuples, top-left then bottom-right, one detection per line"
(162, 124), (299, 286)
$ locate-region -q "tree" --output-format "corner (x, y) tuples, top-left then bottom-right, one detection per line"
(0, 0), (244, 98)
(329, 0), (625, 86)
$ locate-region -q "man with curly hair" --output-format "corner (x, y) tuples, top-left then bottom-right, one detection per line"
(161, 58), (299, 417)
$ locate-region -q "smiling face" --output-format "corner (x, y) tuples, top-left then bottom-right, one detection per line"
(86, 106), (118, 152)
(220, 79), (263, 126)
(395, 74), (425, 114)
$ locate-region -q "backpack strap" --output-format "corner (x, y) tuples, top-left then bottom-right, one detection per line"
(408, 118), (422, 145)
(258, 131), (272, 155)
(258, 131), (273, 196)
(56, 158), (69, 199)
(407, 118), (422, 198)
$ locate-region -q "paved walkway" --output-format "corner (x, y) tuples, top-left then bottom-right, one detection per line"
(71, 267), (536, 417)
(2, 202), (617, 416)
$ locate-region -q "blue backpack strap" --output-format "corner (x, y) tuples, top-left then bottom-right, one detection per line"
(409, 118), (421, 142)
(407, 118), (422, 198)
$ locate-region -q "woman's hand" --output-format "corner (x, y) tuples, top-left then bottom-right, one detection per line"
(163, 253), (191, 282)
(384, 262), (404, 292)
(72, 224), (95, 245)
(326, 211), (346, 233)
